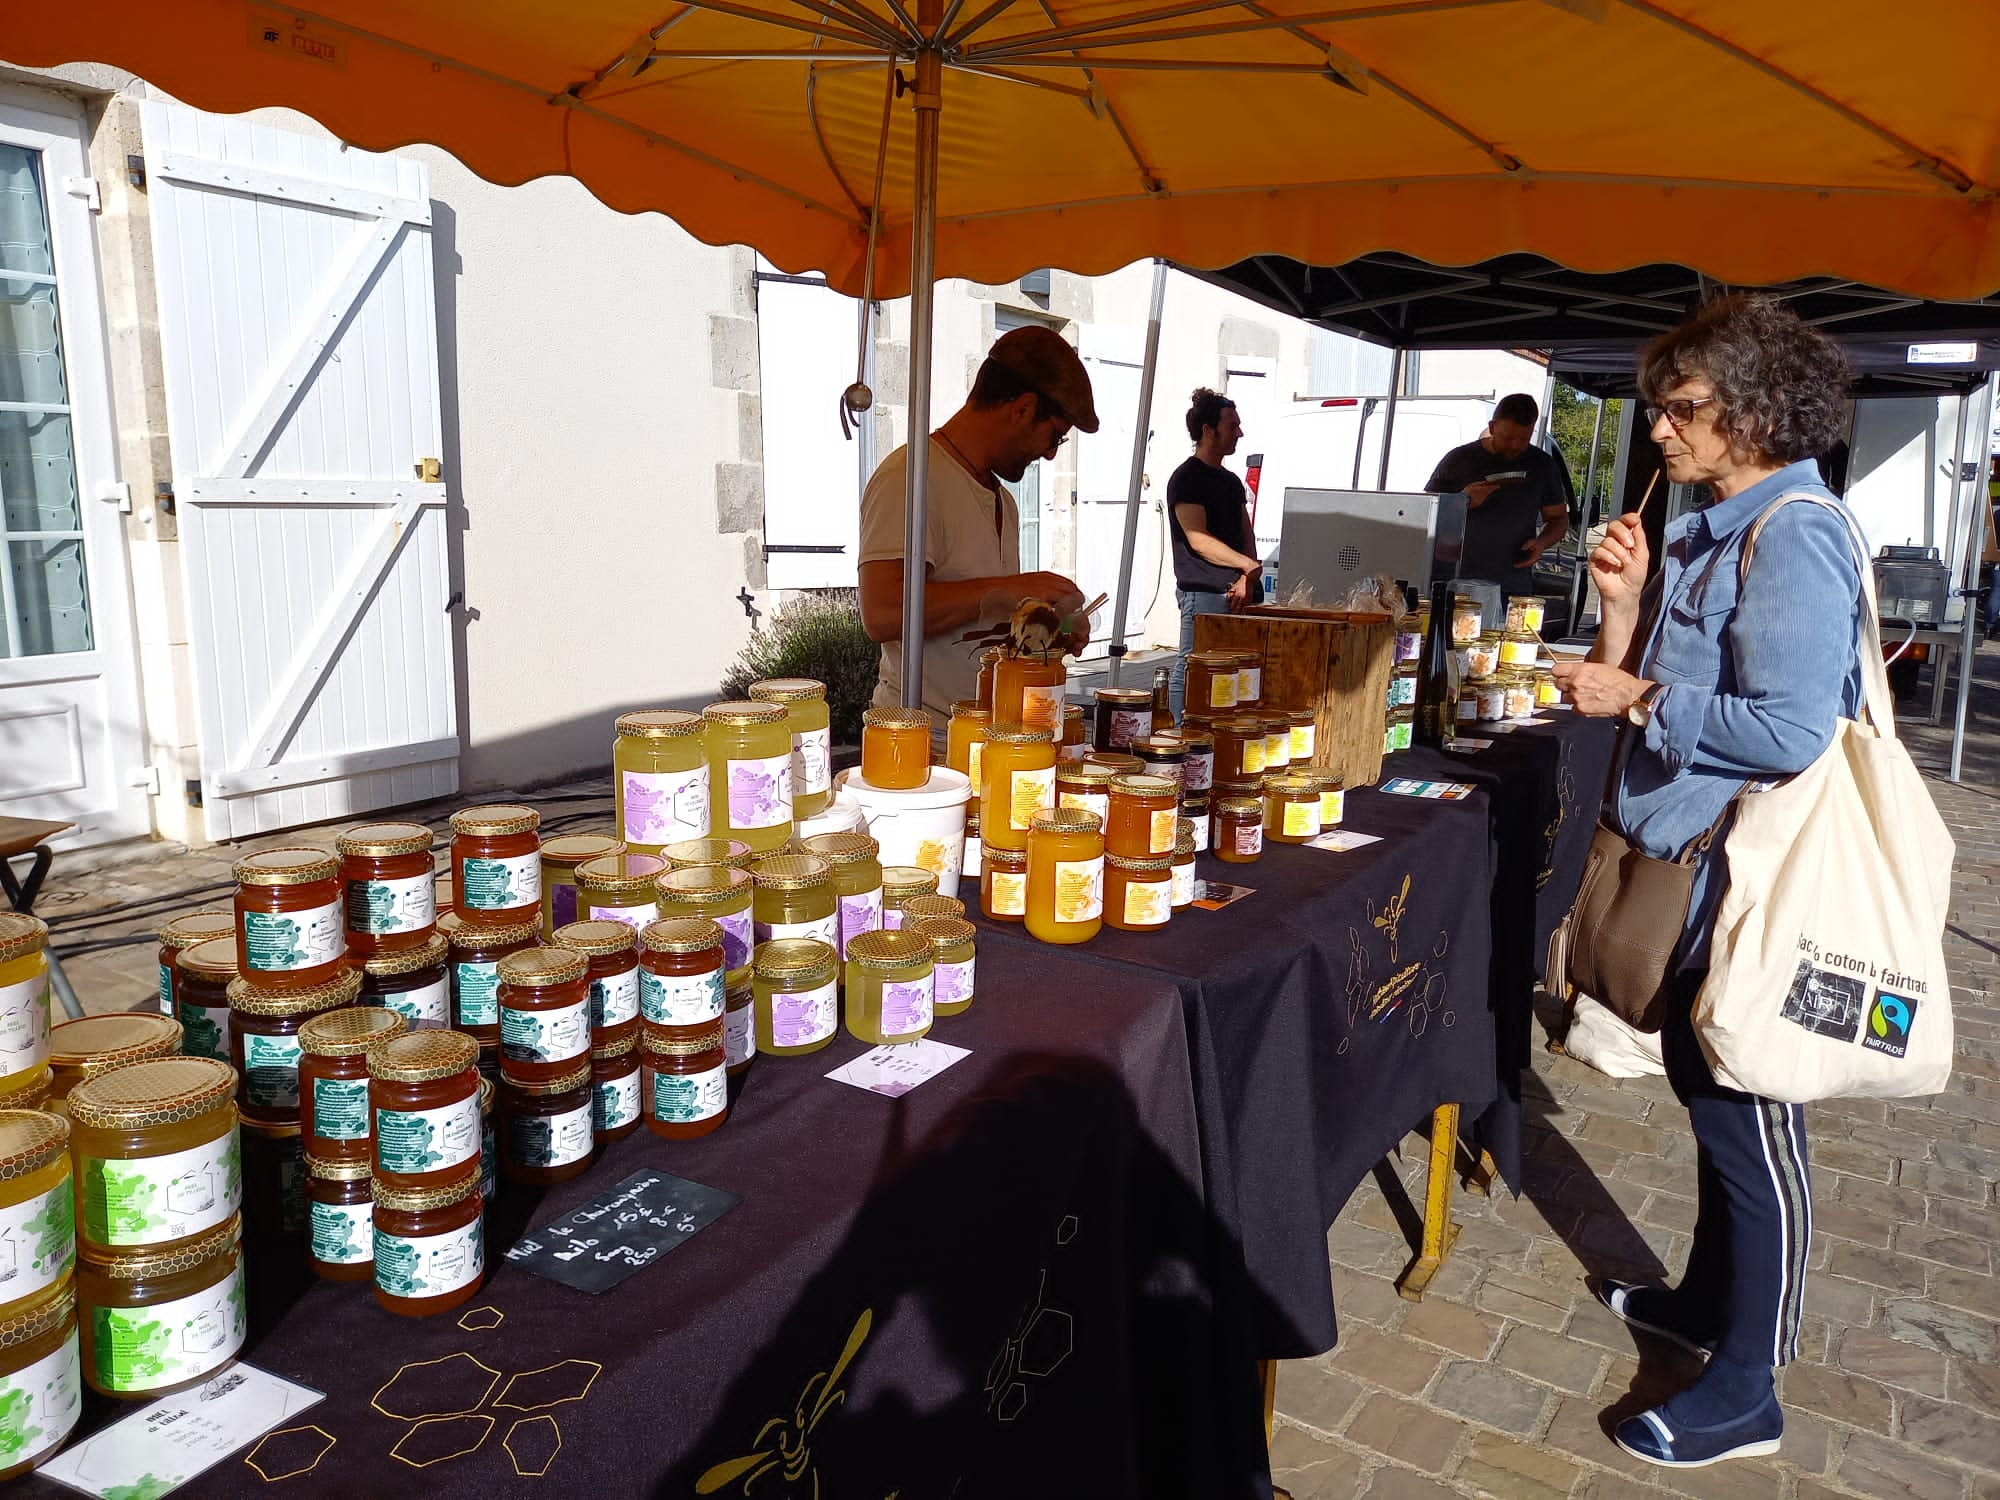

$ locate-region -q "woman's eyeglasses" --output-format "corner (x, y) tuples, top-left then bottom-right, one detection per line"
(1645, 397), (1714, 428)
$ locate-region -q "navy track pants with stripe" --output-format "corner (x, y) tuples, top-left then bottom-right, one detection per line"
(1662, 967), (1813, 1369)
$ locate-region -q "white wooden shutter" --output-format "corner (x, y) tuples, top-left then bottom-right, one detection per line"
(142, 102), (457, 841)
(756, 273), (864, 589)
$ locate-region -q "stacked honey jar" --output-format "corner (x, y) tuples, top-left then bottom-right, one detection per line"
(1386, 592), (1563, 746)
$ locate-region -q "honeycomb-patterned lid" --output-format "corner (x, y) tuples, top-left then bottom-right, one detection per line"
(541, 834), (625, 867)
(899, 895), (965, 922)
(0, 1284), (74, 1350)
(449, 804), (539, 837)
(1106, 851), (1173, 873)
(299, 1006), (408, 1057)
(1131, 738), (1188, 759)
(879, 867), (938, 900)
(638, 918), (723, 955)
(983, 724), (1051, 745)
(1215, 796), (1261, 815)
(844, 929), (933, 971)
(440, 913), (541, 950)
(500, 1064), (591, 1097)
(752, 938), (837, 980)
(496, 948), (588, 988)
(78, 1215), (241, 1279)
(0, 1109), (67, 1181)
(749, 853), (830, 892)
(0, 914), (48, 965)
(801, 832), (879, 866)
(660, 837), (753, 871)
(67, 1058), (237, 1130)
(1109, 774), (1178, 799)
(232, 847), (338, 886)
(574, 853), (668, 894)
(592, 1032), (640, 1061)
(1083, 752), (1143, 773)
(335, 822), (435, 858)
(373, 1171), (482, 1213)
(227, 967), (363, 1017)
(981, 845), (1026, 869)
(49, 1013), (182, 1076)
(1266, 774), (1320, 795)
(362, 933), (450, 977)
(370, 1029), (481, 1084)
(909, 915), (976, 950)
(1093, 686), (1152, 705)
(1030, 808), (1101, 834)
(655, 866), (752, 904)
(948, 701), (991, 721)
(156, 910), (235, 951)
(702, 700), (785, 726)
(552, 920), (636, 956)
(304, 1155), (374, 1184)
(613, 709), (704, 740)
(642, 1023), (725, 1058)
(1175, 822), (1199, 855)
(747, 678), (826, 703)
(1055, 762), (1115, 786)
(1171, 728), (1214, 749)
(861, 706), (932, 730)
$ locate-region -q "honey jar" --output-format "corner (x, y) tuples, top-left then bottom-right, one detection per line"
(946, 702), (992, 792)
(1104, 853), (1174, 931)
(723, 966), (755, 1076)
(298, 1006), (407, 1164)
(0, 1284), (80, 1473)
(575, 852), (670, 933)
(1215, 796), (1264, 864)
(171, 938), (236, 1063)
(1467, 631), (1502, 682)
(440, 912), (539, 1047)
(1210, 716), (1267, 782)
(555, 920), (641, 1050)
(1060, 702), (1089, 761)
(77, 1218), (243, 1396)
(1227, 651), (1263, 707)
(644, 1024), (729, 1138)
(613, 709), (710, 855)
(879, 866), (939, 929)
(68, 1059), (240, 1254)
(369, 1030), (482, 1190)
(962, 806), (983, 880)
(1500, 629), (1539, 670)
(305, 1156), (373, 1282)
(1083, 751), (1143, 777)
(1182, 794), (1212, 851)
(1055, 761), (1114, 831)
(661, 837), (754, 872)
(592, 1034), (643, 1142)
(1182, 651), (1240, 714)
(655, 864), (755, 971)
(501, 1065), (594, 1185)
(1451, 596), (1483, 644)
(991, 654), (1065, 736)
(1174, 728), (1215, 793)
(900, 895), (964, 924)
(1287, 708), (1317, 764)
(228, 968), (363, 1123)
(1263, 774), (1324, 844)
(478, 1077), (496, 1201)
(46, 1014), (180, 1115)
(450, 805), (543, 926)
(1171, 823), (1198, 907)
(748, 677), (832, 820)
(1106, 774), (1179, 859)
(910, 916), (976, 1017)
(843, 929), (934, 1044)
(361, 933), (451, 1032)
(232, 850), (345, 989)
(539, 833), (626, 935)
(980, 846), (1028, 923)
(1502, 671), (1537, 720)
(804, 832), (883, 961)
(859, 706), (933, 791)
(496, 948), (592, 1086)
(1307, 768), (1347, 828)
(1092, 686), (1153, 752)
(337, 821), (437, 959)
(975, 647), (1004, 710)
(1130, 736), (1189, 792)
(372, 1174), (483, 1317)
(0, 1110), (72, 1321)
(1260, 712), (1292, 773)
(980, 725), (1057, 852)
(638, 917), (726, 1029)
(1506, 594), (1546, 635)
(155, 911), (233, 1020)
(1025, 808), (1104, 946)
(752, 939), (839, 1056)
(751, 853), (838, 948)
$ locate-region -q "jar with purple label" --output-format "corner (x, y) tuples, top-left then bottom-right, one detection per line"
(574, 853), (669, 934)
(636, 918), (725, 1031)
(702, 701), (795, 855)
(539, 834), (625, 938)
(1395, 616), (1424, 664)
(749, 854), (837, 951)
(654, 865), (753, 972)
(843, 930), (933, 1045)
(802, 832), (882, 962)
(723, 966), (754, 1076)
(752, 939), (838, 1057)
(878, 867), (938, 931)
(613, 710), (710, 856)
(909, 916), (975, 1018)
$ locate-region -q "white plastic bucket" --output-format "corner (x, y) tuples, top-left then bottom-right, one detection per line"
(835, 767), (972, 897)
(796, 788), (866, 841)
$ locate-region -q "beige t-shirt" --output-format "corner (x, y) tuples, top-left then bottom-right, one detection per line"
(859, 436), (1020, 723)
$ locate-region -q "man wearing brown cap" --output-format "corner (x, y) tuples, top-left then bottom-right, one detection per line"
(858, 325), (1099, 723)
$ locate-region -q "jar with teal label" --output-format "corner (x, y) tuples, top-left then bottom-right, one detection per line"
(501, 1064), (595, 1185)
(591, 1034), (642, 1143)
(226, 968), (362, 1124)
(449, 805), (542, 925)
(155, 910), (234, 1022)
(372, 1175), (483, 1318)
(439, 912), (539, 1048)
(368, 1030), (482, 1190)
(643, 1024), (728, 1140)
(172, 938), (237, 1063)
(297, 1006), (408, 1165)
(495, 948), (592, 1087)
(306, 1156), (374, 1282)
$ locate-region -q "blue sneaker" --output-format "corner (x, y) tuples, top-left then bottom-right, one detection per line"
(1614, 1390), (1784, 1468)
(1593, 1279), (1716, 1359)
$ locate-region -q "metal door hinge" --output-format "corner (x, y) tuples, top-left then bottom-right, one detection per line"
(131, 766), (162, 796)
(96, 482), (132, 513)
(414, 456), (442, 482)
(63, 176), (101, 213)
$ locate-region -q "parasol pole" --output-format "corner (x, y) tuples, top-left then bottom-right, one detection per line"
(899, 17), (944, 708)
(1107, 258), (1168, 686)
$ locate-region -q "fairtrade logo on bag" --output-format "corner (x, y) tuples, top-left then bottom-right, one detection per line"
(1862, 992), (1918, 1059)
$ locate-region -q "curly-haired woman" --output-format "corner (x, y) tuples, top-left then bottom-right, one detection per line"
(1552, 293), (1861, 1468)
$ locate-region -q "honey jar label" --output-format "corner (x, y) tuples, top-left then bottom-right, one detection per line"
(375, 1096), (481, 1176)
(91, 1261), (246, 1392)
(595, 1067), (642, 1132)
(1019, 685), (1062, 736)
(345, 873), (436, 935)
(0, 973), (51, 1077)
(716, 911), (753, 971)
(768, 981), (836, 1049)
(1148, 809), (1178, 854)
(587, 903), (654, 935)
(460, 853), (541, 912)
(792, 726), (832, 796)
(178, 1002), (231, 1062)
(310, 1198), (373, 1265)
(623, 766), (710, 845)
(1008, 768), (1056, 831)
(1108, 709), (1150, 749)
(157, 961), (173, 1013)
(934, 958), (975, 1008)
(1232, 822), (1264, 858)
(0, 1178), (72, 1307)
(1206, 676), (1237, 710)
(1171, 862), (1197, 907)
(374, 1218), (484, 1301)
(642, 967), (724, 1026)
(453, 961), (501, 1026)
(880, 977), (933, 1037)
(1241, 741), (1266, 775)
(590, 968), (640, 1029)
(1183, 751), (1215, 792)
(311, 1075), (371, 1140)
(1054, 858), (1104, 924)
(383, 975), (450, 1031)
(757, 913), (838, 949)
(724, 1004), (755, 1068)
(1291, 726), (1316, 760)
(500, 998), (591, 1065)
(989, 872), (1026, 917)
(880, 909), (904, 932)
(1058, 790), (1107, 820)
(966, 741), (984, 786)
(837, 891), (884, 959)
(962, 836), (982, 880)
(725, 753), (795, 831)
(0, 1333), (80, 1464)
(1282, 802), (1320, 838)
(549, 880), (580, 929)
(243, 1033), (305, 1110)
(241, 900), (344, 973)
(1321, 791), (1346, 827)
(1123, 879), (1172, 927)
(80, 1133), (243, 1249)
(1238, 668), (1261, 701)
(510, 1099), (593, 1168)
(653, 1062), (727, 1123)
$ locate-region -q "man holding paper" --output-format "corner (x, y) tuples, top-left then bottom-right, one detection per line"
(1425, 391), (1575, 605)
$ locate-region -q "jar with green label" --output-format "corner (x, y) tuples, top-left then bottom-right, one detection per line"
(501, 1064), (595, 1186)
(47, 1013), (181, 1115)
(750, 852), (837, 950)
(372, 1174), (483, 1318)
(77, 1215), (244, 1398)
(0, 1283), (80, 1476)
(803, 832), (882, 963)
(297, 1007), (408, 1164)
(227, 968), (363, 1124)
(654, 864), (754, 972)
(155, 910), (233, 1021)
(748, 677), (832, 820)
(555, 920), (641, 1051)
(67, 1059), (240, 1257)
(592, 1034), (642, 1142)
(539, 832), (625, 937)
(703, 701), (796, 852)
(660, 837), (754, 872)
(336, 821), (437, 959)
(0, 1110), (72, 1322)
(638, 918), (725, 1032)
(172, 938), (237, 1063)
(369, 1030), (482, 1190)
(449, 804), (542, 926)
(909, 916), (975, 1018)
(305, 1156), (373, 1282)
(643, 1024), (728, 1139)
(232, 849), (346, 990)
(360, 932), (451, 1032)
(439, 912), (539, 1048)
(752, 938), (839, 1057)
(575, 852), (670, 934)
(614, 709), (710, 856)
(843, 929), (933, 1045)
(496, 948), (592, 1086)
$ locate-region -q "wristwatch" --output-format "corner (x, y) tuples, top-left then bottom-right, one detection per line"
(1625, 682), (1665, 729)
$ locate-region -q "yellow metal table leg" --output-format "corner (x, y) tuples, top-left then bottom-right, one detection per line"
(1396, 1103), (1462, 1301)
(1264, 1359), (1294, 1499)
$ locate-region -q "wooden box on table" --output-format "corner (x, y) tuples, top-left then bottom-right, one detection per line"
(1193, 607), (1396, 787)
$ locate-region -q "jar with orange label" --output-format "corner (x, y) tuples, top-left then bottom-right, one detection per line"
(1264, 774), (1324, 844)
(233, 849), (345, 990)
(1060, 703), (1088, 761)
(1106, 774), (1180, 859)
(369, 1030), (482, 1189)
(450, 805), (542, 926)
(859, 707), (932, 791)
(992, 654), (1066, 736)
(553, 920), (640, 1050)
(979, 726), (1056, 852)
(946, 702), (991, 792)
(1215, 796), (1264, 864)
(1025, 809), (1104, 946)
(1056, 761), (1113, 831)
(1182, 651), (1239, 714)
(1209, 716), (1266, 782)
(1104, 853), (1174, 931)
(496, 949), (591, 1086)
(155, 911), (233, 1019)
(372, 1173), (483, 1318)
(980, 846), (1028, 924)
(298, 1006), (407, 1163)
(337, 822), (437, 959)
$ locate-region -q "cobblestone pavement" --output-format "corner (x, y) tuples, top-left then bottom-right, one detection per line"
(28, 652), (2000, 1499)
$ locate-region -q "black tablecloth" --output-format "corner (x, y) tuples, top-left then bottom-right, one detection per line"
(26, 944), (1280, 1500)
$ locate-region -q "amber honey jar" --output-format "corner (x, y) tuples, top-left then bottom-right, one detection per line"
(337, 821), (437, 959)
(1174, 728), (1215, 793)
(540, 833), (626, 936)
(1264, 773), (1324, 844)
(1182, 651), (1240, 714)
(450, 804), (542, 926)
(638, 917), (726, 1029)
(859, 706), (933, 791)
(496, 948), (592, 1086)
(910, 915), (976, 1017)
(67, 1059), (240, 1255)
(1171, 823), (1199, 907)
(298, 1006), (408, 1164)
(440, 912), (538, 1047)
(1025, 808), (1103, 946)
(1106, 772), (1179, 859)
(228, 968), (362, 1124)
(155, 910), (233, 1019)
(1287, 708), (1317, 764)
(372, 1174), (483, 1318)
(555, 920), (640, 1051)
(1259, 712), (1293, 773)
(1210, 716), (1267, 782)
(1060, 702), (1089, 761)
(980, 846), (1027, 924)
(232, 849), (345, 989)
(77, 1218), (243, 1397)
(172, 938), (236, 1063)
(979, 726), (1057, 852)
(1104, 852), (1174, 931)
(644, 1024), (729, 1139)
(362, 932), (451, 1032)
(1083, 750), (1143, 777)
(1215, 796), (1264, 864)
(1131, 736), (1189, 792)
(502, 1065), (594, 1186)
(46, 1014), (180, 1115)
(1055, 760), (1114, 831)
(1227, 650), (1263, 706)
(369, 1030), (482, 1190)
(991, 654), (1065, 736)
(592, 1034), (643, 1142)
(305, 1156), (373, 1282)
(974, 646), (1004, 709)
(946, 702), (991, 791)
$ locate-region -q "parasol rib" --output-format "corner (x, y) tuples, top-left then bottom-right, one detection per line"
(969, 0), (1500, 58)
(647, 0), (890, 50)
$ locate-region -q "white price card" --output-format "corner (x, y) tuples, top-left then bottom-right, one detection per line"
(41, 1363), (324, 1499)
(1307, 829), (1384, 852)
(826, 1039), (970, 1098)
(1443, 738), (1493, 753)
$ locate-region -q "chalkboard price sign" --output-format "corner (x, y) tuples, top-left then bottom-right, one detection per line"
(504, 1169), (740, 1294)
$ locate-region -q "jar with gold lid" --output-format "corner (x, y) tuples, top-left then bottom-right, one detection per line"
(1092, 686), (1154, 753)
(614, 709), (710, 855)
(980, 725), (1056, 851)
(47, 1014), (181, 1114)
(752, 939), (839, 1056)
(451, 805), (543, 925)
(750, 853), (837, 949)
(540, 833), (626, 935)
(372, 1175), (483, 1317)
(946, 701), (991, 792)
(1107, 773), (1179, 859)
(305, 1155), (373, 1282)
(1501, 670), (1536, 721)
(1182, 793), (1212, 851)
(1173, 727), (1215, 793)
(67, 1058), (240, 1255)
(155, 910), (233, 1020)
(575, 852), (670, 934)
(1209, 716), (1266, 782)
(336, 821), (437, 958)
(1130, 736), (1189, 792)
(644, 1024), (728, 1138)
(1466, 630), (1502, 682)
(0, 1282), (80, 1474)
(879, 866), (939, 930)
(1060, 702), (1089, 761)
(1263, 774), (1324, 844)
(0, 1110), (72, 1321)
(844, 930), (934, 1044)
(555, 920), (640, 1050)
(804, 832), (882, 961)
(899, 894), (964, 925)
(1499, 628), (1539, 672)
(1056, 760), (1114, 832)
(1215, 796), (1264, 864)
(369, 1030), (482, 1189)
(655, 864), (754, 972)
(1302, 767), (1346, 828)
(748, 677), (832, 819)
(228, 967), (363, 1124)
(1226, 651), (1263, 707)
(171, 937), (237, 1063)
(1259, 712), (1293, 773)
(1286, 708), (1317, 764)
(496, 948), (592, 1086)
(440, 911), (539, 1046)
(639, 917), (726, 1031)
(1171, 823), (1199, 908)
(1182, 651), (1240, 714)
(1025, 808), (1103, 946)
(1083, 751), (1143, 778)
(239, 1117), (304, 1241)
(1104, 853), (1174, 930)
(502, 1064), (594, 1185)
(77, 1218), (243, 1397)
(298, 1006), (408, 1163)
(661, 836), (754, 872)
(361, 931), (451, 1032)
(232, 850), (345, 989)
(705, 700), (796, 851)
(992, 654), (1066, 737)
(1505, 594), (1546, 635)
(592, 1033), (643, 1142)
(980, 846), (1027, 923)
(910, 916), (975, 1017)
(723, 966), (755, 1076)
(859, 706), (933, 791)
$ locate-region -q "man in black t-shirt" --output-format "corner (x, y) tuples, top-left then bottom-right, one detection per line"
(1167, 387), (1263, 716)
(1426, 392), (1575, 605)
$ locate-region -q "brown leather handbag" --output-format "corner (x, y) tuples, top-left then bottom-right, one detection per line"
(1548, 818), (1715, 1033)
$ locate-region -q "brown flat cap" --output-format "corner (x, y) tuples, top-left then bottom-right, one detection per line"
(983, 325), (1099, 433)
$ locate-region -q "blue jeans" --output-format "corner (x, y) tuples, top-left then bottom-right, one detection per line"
(1173, 588), (1231, 719)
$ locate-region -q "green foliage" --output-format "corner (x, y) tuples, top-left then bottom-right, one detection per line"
(1549, 382), (1622, 513)
(720, 589), (881, 744)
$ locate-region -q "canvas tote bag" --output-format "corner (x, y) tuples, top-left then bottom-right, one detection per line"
(1695, 495), (1956, 1102)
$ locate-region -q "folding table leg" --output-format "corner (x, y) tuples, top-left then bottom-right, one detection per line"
(1262, 1360), (1295, 1500)
(46, 952), (83, 1022)
(1396, 1103), (1462, 1301)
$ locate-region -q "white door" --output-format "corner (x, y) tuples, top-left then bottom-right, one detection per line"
(1075, 329), (1164, 638)
(0, 92), (149, 847)
(142, 102), (457, 841)
(756, 270), (867, 589)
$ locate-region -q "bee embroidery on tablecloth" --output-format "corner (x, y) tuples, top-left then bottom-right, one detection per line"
(696, 1308), (873, 1498)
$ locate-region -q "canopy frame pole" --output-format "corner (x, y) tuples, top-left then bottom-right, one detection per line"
(1573, 391), (1607, 631)
(1949, 375), (1990, 783)
(1374, 347), (1405, 489)
(900, 27), (944, 708)
(1108, 259), (1169, 687)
